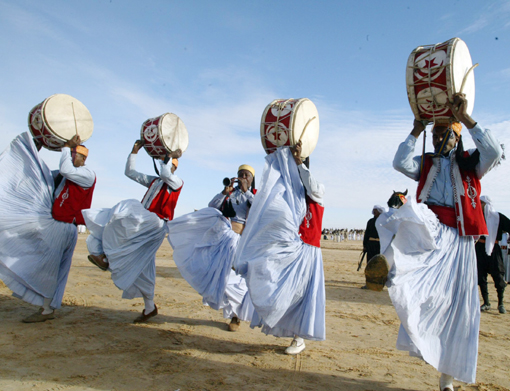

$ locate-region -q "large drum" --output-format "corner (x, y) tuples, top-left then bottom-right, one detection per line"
(140, 113), (188, 159)
(406, 37), (476, 124)
(260, 98), (319, 158)
(28, 94), (94, 151)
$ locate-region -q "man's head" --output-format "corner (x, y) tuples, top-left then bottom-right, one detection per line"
(237, 164), (255, 189)
(432, 122), (462, 155)
(72, 145), (89, 167)
(480, 195), (492, 214)
(372, 205), (384, 218)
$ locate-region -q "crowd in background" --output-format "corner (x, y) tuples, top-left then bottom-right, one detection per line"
(322, 228), (364, 241)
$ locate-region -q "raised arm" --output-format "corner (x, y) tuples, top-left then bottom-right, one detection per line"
(447, 94), (503, 178)
(469, 125), (503, 178)
(290, 141), (325, 205)
(297, 164), (325, 205)
(392, 119), (424, 181)
(59, 136), (95, 188)
(124, 140), (158, 188)
(160, 159), (183, 190)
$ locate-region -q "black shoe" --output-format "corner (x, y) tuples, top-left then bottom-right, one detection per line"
(498, 305), (506, 314)
(133, 305), (158, 323)
(480, 303), (491, 312)
(88, 254), (109, 271)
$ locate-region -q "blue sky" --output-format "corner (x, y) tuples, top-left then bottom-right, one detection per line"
(1, 0), (509, 228)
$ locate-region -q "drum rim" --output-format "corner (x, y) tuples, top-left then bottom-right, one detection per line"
(41, 94), (68, 142)
(140, 112), (189, 157)
(260, 97), (319, 158)
(27, 99), (69, 149)
(260, 98), (301, 153)
(159, 113), (188, 153)
(406, 37), (473, 122)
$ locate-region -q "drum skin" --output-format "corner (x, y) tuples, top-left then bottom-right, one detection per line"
(260, 98), (319, 159)
(140, 113), (188, 159)
(406, 37), (475, 124)
(28, 94), (94, 151)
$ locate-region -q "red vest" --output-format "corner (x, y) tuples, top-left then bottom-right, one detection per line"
(298, 195), (324, 248)
(416, 153), (487, 236)
(144, 179), (183, 220)
(52, 179), (96, 225)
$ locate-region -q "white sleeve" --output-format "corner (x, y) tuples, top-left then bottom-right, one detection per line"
(59, 147), (95, 188)
(392, 134), (421, 181)
(209, 192), (226, 209)
(297, 164), (325, 205)
(159, 160), (183, 190)
(124, 153), (158, 188)
(469, 124), (504, 178)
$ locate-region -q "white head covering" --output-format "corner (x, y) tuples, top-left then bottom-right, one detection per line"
(480, 195), (500, 256)
(373, 205), (385, 214)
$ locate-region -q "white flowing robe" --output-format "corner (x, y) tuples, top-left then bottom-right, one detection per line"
(234, 147), (326, 341)
(378, 198), (479, 383)
(0, 132), (77, 309)
(83, 200), (165, 299)
(386, 124), (502, 383)
(166, 207), (254, 321)
(82, 154), (180, 300)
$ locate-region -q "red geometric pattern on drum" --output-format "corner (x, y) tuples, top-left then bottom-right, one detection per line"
(28, 102), (66, 151)
(412, 42), (454, 121)
(262, 99), (296, 154)
(141, 116), (167, 158)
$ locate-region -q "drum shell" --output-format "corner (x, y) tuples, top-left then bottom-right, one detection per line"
(140, 113), (188, 159)
(27, 94), (94, 151)
(406, 37), (475, 124)
(260, 98), (319, 159)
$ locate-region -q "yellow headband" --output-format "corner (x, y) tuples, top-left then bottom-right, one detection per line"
(172, 158), (179, 168)
(238, 164), (255, 177)
(433, 121), (462, 136)
(75, 145), (89, 157)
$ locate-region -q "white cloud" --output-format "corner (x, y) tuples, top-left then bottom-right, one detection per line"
(458, 1), (510, 35)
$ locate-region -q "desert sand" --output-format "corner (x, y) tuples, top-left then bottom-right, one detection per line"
(0, 235), (509, 391)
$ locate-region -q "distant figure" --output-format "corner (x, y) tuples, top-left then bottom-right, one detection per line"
(476, 196), (510, 314)
(363, 192), (407, 287)
(501, 233), (510, 283)
(363, 205), (384, 261)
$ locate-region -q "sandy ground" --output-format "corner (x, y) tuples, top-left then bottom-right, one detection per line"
(0, 236), (509, 391)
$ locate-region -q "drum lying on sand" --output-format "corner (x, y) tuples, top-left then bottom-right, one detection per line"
(28, 94), (94, 151)
(140, 113), (188, 159)
(406, 37), (476, 124)
(260, 98), (319, 159)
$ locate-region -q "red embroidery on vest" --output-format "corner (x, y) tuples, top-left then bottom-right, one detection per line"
(52, 179), (96, 225)
(465, 176), (477, 208)
(144, 179), (183, 220)
(298, 195), (324, 248)
(416, 154), (487, 236)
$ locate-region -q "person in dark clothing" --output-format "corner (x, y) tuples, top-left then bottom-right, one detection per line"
(477, 195), (510, 314)
(363, 205), (384, 260)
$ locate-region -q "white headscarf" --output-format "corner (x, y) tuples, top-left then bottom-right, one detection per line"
(373, 205), (385, 215)
(480, 195), (500, 256)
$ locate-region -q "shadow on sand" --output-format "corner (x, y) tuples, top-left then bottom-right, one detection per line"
(0, 294), (409, 391)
